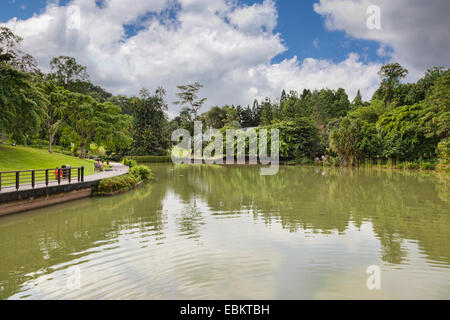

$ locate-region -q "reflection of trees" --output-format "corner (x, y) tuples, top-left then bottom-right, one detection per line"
(161, 165), (449, 266)
(1, 164), (448, 298)
(176, 199), (205, 240)
(325, 168), (449, 265)
(0, 182), (168, 299)
(379, 234), (408, 265)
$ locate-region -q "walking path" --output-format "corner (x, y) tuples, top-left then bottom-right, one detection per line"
(0, 162), (129, 194)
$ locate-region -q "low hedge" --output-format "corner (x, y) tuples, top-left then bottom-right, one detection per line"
(95, 165), (152, 196)
(127, 155), (172, 163)
(96, 175), (140, 195)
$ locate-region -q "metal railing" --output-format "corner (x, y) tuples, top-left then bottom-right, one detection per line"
(0, 167), (84, 191)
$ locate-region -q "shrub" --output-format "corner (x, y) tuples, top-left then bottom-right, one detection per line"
(404, 162), (419, 170)
(97, 175), (139, 195)
(122, 158), (138, 167)
(437, 138), (449, 164)
(419, 161), (436, 170)
(96, 166), (152, 196)
(324, 157), (339, 167)
(130, 165), (153, 181)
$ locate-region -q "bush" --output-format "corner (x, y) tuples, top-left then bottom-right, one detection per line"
(96, 175), (140, 195)
(403, 162), (420, 170)
(323, 157), (340, 167)
(437, 138), (449, 164)
(96, 166), (152, 196)
(122, 158), (138, 167)
(130, 165), (153, 180)
(420, 162), (436, 170)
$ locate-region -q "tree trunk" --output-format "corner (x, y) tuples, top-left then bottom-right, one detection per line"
(1, 130), (5, 144)
(48, 129), (53, 153)
(79, 142), (86, 159)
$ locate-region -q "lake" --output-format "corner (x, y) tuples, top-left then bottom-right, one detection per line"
(0, 164), (448, 299)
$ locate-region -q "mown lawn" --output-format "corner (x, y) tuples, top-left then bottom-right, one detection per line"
(0, 145), (95, 175)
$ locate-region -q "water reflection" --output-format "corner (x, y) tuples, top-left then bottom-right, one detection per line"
(0, 165), (448, 299)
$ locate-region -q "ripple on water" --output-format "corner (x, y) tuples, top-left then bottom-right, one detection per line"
(2, 165), (449, 300)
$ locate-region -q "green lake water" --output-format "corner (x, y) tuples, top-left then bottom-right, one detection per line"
(0, 164), (448, 299)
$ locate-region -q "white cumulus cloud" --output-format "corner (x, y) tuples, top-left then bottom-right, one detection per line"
(314, 0), (450, 79)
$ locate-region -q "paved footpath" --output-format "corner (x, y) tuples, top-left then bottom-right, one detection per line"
(0, 162), (129, 194)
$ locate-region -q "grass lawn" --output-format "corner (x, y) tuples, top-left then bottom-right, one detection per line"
(0, 144), (96, 176)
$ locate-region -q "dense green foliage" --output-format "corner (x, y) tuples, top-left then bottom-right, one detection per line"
(0, 28), (162, 160)
(121, 158), (138, 168)
(0, 63), (46, 144)
(129, 165), (153, 180)
(131, 88), (170, 156)
(96, 174), (140, 195)
(96, 165), (152, 195)
(192, 64), (448, 165)
(329, 68), (449, 165)
(128, 155), (172, 163)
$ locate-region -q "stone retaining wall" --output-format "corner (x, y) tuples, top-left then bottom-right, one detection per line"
(0, 180), (100, 216)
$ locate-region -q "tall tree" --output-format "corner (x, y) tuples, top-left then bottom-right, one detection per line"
(107, 95), (136, 115)
(238, 105), (254, 128)
(251, 99), (261, 125)
(332, 88), (351, 118)
(351, 90), (364, 109)
(223, 106), (241, 128)
(40, 81), (70, 153)
(68, 79), (112, 102)
(0, 63), (45, 144)
(62, 93), (131, 158)
(49, 56), (89, 89)
(375, 63), (408, 107)
(174, 82), (207, 120)
(260, 98), (274, 125)
(203, 106), (227, 129)
(131, 88), (170, 156)
(0, 26), (39, 73)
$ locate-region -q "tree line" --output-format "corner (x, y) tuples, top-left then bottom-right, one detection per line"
(169, 63), (449, 165)
(1, 26), (448, 165)
(0, 27), (170, 159)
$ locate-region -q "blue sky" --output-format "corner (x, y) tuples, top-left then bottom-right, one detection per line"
(256, 0), (387, 65)
(0, 0), (389, 66)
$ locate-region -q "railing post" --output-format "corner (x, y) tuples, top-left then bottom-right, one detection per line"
(68, 168), (71, 184)
(16, 171), (19, 191)
(32, 171), (35, 189)
(0, 172), (2, 191)
(77, 168), (81, 182)
(81, 166), (84, 182)
(58, 169), (61, 185)
(45, 169), (49, 186)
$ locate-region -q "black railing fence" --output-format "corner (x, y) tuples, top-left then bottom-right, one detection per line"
(0, 167), (84, 191)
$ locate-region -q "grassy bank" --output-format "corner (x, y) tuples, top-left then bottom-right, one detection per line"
(0, 145), (95, 175)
